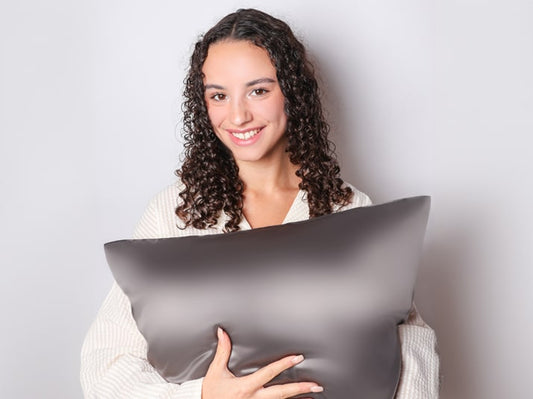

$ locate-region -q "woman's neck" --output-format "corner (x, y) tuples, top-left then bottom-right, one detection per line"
(236, 151), (302, 228)
(236, 152), (300, 195)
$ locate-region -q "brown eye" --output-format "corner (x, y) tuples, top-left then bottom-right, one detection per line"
(211, 93), (227, 101)
(251, 88), (268, 96)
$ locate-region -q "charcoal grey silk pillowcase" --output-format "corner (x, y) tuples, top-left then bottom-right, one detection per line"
(105, 196), (430, 399)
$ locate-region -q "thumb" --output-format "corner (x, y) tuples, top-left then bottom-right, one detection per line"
(209, 327), (232, 373)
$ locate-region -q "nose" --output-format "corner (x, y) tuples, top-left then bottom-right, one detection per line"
(229, 98), (252, 126)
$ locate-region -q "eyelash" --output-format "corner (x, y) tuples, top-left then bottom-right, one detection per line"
(210, 93), (227, 102)
(209, 88), (270, 102)
(251, 88), (269, 96)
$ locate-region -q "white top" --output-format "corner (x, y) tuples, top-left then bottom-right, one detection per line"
(80, 181), (440, 398)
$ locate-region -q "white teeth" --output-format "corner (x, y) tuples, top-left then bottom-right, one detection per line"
(231, 129), (260, 140)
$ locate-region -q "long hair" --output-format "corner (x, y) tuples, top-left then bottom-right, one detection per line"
(176, 8), (353, 232)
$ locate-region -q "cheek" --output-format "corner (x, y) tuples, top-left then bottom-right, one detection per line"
(263, 94), (287, 125)
(206, 105), (224, 128)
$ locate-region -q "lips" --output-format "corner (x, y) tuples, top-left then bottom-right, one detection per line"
(230, 128), (261, 140)
(226, 127), (264, 146)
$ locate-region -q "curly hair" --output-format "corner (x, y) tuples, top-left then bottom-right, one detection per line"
(175, 8), (353, 232)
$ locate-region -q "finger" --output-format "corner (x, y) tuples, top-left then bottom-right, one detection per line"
(243, 354), (305, 387)
(258, 382), (324, 399)
(209, 327), (232, 373)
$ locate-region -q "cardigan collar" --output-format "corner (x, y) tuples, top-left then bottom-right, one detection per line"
(212, 189), (309, 232)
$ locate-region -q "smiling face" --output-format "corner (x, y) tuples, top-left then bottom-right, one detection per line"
(202, 40), (288, 166)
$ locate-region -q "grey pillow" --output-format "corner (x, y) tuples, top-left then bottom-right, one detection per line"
(105, 196), (430, 399)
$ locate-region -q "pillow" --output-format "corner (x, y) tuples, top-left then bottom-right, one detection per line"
(105, 196), (430, 399)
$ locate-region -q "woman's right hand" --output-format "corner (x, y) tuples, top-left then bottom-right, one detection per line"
(202, 327), (323, 399)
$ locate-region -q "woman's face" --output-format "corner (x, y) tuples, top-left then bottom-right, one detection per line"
(202, 40), (288, 165)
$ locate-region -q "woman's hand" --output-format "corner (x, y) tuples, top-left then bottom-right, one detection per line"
(202, 327), (323, 399)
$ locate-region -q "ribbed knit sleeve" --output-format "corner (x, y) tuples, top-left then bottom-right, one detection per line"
(395, 305), (440, 398)
(80, 193), (204, 399)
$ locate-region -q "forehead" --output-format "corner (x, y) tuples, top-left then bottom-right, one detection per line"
(202, 40), (277, 84)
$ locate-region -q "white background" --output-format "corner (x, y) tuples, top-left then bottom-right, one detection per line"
(1, 1), (531, 398)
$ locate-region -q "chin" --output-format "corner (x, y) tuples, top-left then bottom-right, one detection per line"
(232, 153), (265, 163)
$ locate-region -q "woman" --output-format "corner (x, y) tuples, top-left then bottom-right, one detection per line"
(81, 8), (439, 398)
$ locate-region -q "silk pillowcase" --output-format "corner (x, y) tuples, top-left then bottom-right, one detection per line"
(105, 196), (430, 399)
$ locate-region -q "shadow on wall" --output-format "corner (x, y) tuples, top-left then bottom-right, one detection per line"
(309, 48), (375, 195)
(419, 224), (479, 399)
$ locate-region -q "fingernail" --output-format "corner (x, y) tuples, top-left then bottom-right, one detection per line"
(310, 386), (324, 393)
(217, 327), (223, 340)
(291, 354), (304, 364)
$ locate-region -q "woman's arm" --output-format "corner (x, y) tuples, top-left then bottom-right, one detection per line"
(80, 282), (204, 398)
(80, 196), (204, 398)
(395, 305), (440, 398)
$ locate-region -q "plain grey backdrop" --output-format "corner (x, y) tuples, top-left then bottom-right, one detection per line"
(1, 0), (531, 398)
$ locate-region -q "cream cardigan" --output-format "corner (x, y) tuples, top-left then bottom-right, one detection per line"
(80, 182), (439, 398)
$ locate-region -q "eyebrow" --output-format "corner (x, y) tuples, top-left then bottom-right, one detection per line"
(204, 77), (276, 91)
(246, 77), (276, 87)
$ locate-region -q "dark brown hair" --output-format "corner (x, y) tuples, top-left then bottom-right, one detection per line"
(176, 8), (353, 232)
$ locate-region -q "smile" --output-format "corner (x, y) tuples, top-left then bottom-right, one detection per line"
(230, 128), (262, 140)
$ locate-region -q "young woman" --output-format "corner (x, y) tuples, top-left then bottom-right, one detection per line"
(81, 9), (439, 398)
